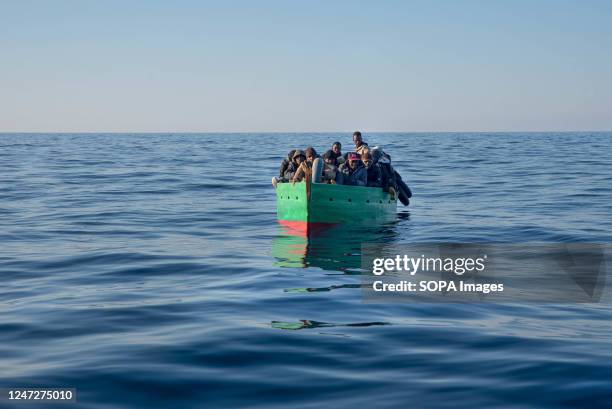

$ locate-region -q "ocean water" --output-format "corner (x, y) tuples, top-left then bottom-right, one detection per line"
(1, 132), (612, 408)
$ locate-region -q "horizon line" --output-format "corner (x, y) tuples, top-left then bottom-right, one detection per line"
(1, 130), (612, 134)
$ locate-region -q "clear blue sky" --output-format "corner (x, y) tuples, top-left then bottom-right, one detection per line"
(1, 0), (611, 132)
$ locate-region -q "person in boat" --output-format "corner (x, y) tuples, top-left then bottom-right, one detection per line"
(338, 152), (367, 186)
(361, 151), (382, 187)
(279, 149), (295, 178)
(306, 146), (319, 160)
(332, 142), (345, 165)
(369, 146), (399, 198)
(321, 149), (340, 184)
(281, 150), (305, 182)
(341, 131), (369, 162)
(272, 149), (297, 187)
(370, 146), (396, 193)
(352, 131), (369, 155)
(292, 147), (318, 183)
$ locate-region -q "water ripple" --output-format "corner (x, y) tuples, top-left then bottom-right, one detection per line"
(1, 133), (612, 408)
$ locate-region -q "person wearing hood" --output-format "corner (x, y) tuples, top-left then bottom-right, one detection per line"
(279, 149), (296, 178)
(274, 150), (304, 183)
(370, 146), (396, 193)
(338, 152), (367, 186)
(292, 147), (315, 183)
(272, 149), (297, 187)
(361, 151), (382, 188)
(292, 147), (320, 183)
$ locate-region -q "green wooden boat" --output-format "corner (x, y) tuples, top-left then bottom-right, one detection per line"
(276, 180), (397, 234)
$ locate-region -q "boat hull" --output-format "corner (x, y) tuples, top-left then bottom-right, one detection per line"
(276, 182), (397, 233)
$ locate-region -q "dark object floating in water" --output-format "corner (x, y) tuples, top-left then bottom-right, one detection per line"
(271, 320), (390, 330)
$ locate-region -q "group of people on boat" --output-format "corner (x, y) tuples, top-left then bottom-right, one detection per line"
(272, 131), (412, 205)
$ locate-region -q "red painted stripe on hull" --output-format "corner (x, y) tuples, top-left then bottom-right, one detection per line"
(278, 220), (338, 236)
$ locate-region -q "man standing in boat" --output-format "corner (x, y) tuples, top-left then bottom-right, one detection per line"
(352, 131), (369, 155)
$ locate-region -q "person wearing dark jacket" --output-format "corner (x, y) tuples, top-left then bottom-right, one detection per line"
(331, 142), (345, 165)
(338, 152), (367, 186)
(279, 149), (296, 179)
(361, 152), (382, 187)
(272, 149), (298, 187)
(321, 150), (340, 184)
(371, 146), (396, 193)
(278, 150), (304, 184)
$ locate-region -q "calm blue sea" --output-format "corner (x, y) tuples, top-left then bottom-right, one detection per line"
(1, 132), (612, 409)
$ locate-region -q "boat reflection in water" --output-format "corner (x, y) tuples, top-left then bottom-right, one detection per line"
(270, 219), (406, 331)
(271, 220), (402, 273)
